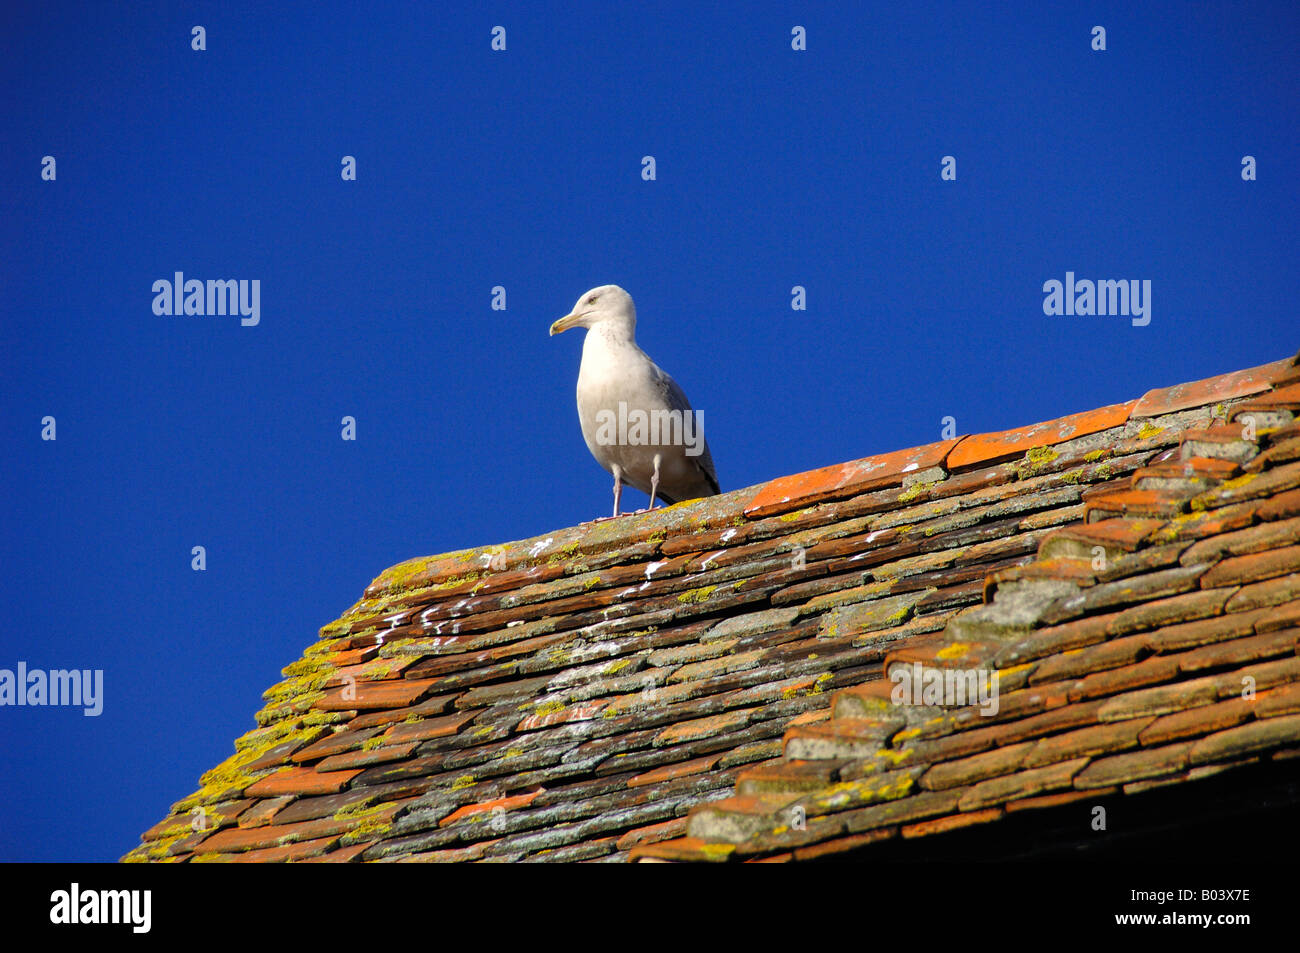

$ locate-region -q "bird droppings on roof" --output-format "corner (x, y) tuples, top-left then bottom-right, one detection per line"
(125, 351), (1300, 862)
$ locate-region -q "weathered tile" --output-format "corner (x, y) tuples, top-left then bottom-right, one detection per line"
(652, 708), (757, 748)
(1181, 517), (1300, 565)
(947, 403), (1135, 471)
(1096, 665), (1224, 719)
(901, 807), (1003, 838)
(744, 439), (961, 518)
(1201, 546), (1300, 589)
(1139, 696), (1256, 746)
(1022, 718), (1153, 768)
(958, 757), (1089, 810)
(791, 828), (896, 860)
(235, 796), (295, 829)
(919, 741), (1034, 790)
(245, 766), (363, 798)
(1224, 573), (1300, 612)
(1038, 564), (1211, 626)
(1187, 715), (1300, 765)
(1068, 655), (1182, 702)
(615, 817), (688, 851)
(1072, 743), (1191, 788)
(314, 678), (440, 712)
(316, 741), (420, 772)
(1130, 359), (1292, 418)
(1174, 628), (1299, 674)
(1256, 681), (1300, 718)
(628, 754), (722, 788)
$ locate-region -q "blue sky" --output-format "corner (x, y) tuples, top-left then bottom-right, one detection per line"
(1, 1), (1296, 862)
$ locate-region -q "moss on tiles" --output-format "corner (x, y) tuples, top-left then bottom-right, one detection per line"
(281, 655), (332, 680)
(699, 842), (736, 859)
(142, 833), (187, 860)
(234, 717), (304, 752)
(171, 720), (314, 811)
(546, 542), (582, 564)
(1136, 422), (1166, 441)
(1015, 446), (1060, 479)
(256, 691), (329, 727)
(677, 585), (719, 604)
(262, 668), (332, 704)
(809, 671), (834, 694)
(331, 796), (382, 820)
(1083, 449), (1110, 462)
(897, 482), (932, 503)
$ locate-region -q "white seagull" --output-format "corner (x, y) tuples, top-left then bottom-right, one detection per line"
(550, 285), (720, 516)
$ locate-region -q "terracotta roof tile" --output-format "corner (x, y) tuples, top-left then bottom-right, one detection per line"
(128, 352), (1300, 863)
(946, 402), (1135, 471)
(744, 439), (962, 518)
(244, 766), (364, 798)
(1130, 359), (1294, 418)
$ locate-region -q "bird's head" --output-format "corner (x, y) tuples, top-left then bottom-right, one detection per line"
(549, 285), (636, 336)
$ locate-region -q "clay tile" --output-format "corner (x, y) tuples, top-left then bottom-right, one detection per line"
(1131, 359), (1294, 418)
(947, 402), (1135, 471)
(744, 439), (961, 518)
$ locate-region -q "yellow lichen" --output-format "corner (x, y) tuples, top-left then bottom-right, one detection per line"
(699, 843), (736, 858)
(677, 585), (718, 604)
(898, 481), (938, 503)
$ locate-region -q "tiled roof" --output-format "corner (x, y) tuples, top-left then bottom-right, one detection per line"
(124, 353), (1300, 862)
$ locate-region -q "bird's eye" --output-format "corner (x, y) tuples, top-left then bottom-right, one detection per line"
(587, 295), (598, 304)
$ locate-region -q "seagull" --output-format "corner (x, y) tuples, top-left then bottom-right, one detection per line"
(550, 285), (720, 517)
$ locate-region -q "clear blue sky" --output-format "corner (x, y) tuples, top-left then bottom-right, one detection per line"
(2, 1), (1296, 861)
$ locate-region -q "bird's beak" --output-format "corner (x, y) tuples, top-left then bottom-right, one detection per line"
(549, 312), (580, 336)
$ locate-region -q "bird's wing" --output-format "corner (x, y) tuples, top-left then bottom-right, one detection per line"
(647, 360), (721, 495)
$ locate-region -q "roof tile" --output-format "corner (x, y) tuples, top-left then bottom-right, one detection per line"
(744, 439), (961, 518)
(244, 766), (363, 798)
(947, 403), (1135, 471)
(132, 352), (1300, 864)
(1131, 359), (1293, 418)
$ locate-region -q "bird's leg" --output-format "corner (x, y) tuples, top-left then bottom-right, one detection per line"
(648, 453), (662, 510)
(612, 466), (623, 518)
